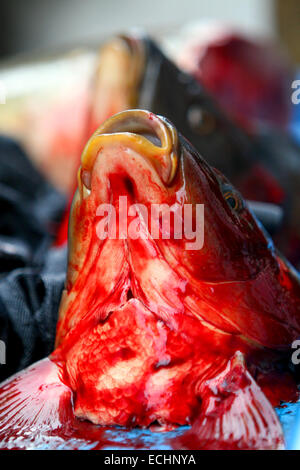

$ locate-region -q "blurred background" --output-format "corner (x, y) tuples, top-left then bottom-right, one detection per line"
(0, 0), (298, 62)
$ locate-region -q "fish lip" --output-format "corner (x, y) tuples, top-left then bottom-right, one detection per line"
(78, 109), (181, 197)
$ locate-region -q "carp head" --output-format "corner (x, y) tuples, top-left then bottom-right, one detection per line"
(56, 108), (290, 344)
(56, 108), (300, 349)
(54, 109), (300, 427)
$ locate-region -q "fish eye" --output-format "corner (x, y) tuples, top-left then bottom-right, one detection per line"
(222, 186), (244, 213)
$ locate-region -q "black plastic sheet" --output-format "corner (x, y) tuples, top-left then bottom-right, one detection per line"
(0, 136), (66, 381)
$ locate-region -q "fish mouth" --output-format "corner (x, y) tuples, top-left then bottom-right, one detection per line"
(80, 108), (180, 191)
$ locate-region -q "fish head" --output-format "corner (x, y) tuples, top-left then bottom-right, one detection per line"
(53, 109), (300, 428)
(68, 108), (273, 287)
(55, 109), (294, 351)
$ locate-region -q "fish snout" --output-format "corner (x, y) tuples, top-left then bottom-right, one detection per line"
(79, 109), (180, 198)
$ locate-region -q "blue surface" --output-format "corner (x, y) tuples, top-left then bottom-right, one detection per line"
(277, 399), (300, 449)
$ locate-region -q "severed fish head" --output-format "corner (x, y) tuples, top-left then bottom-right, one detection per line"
(54, 109), (300, 428)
